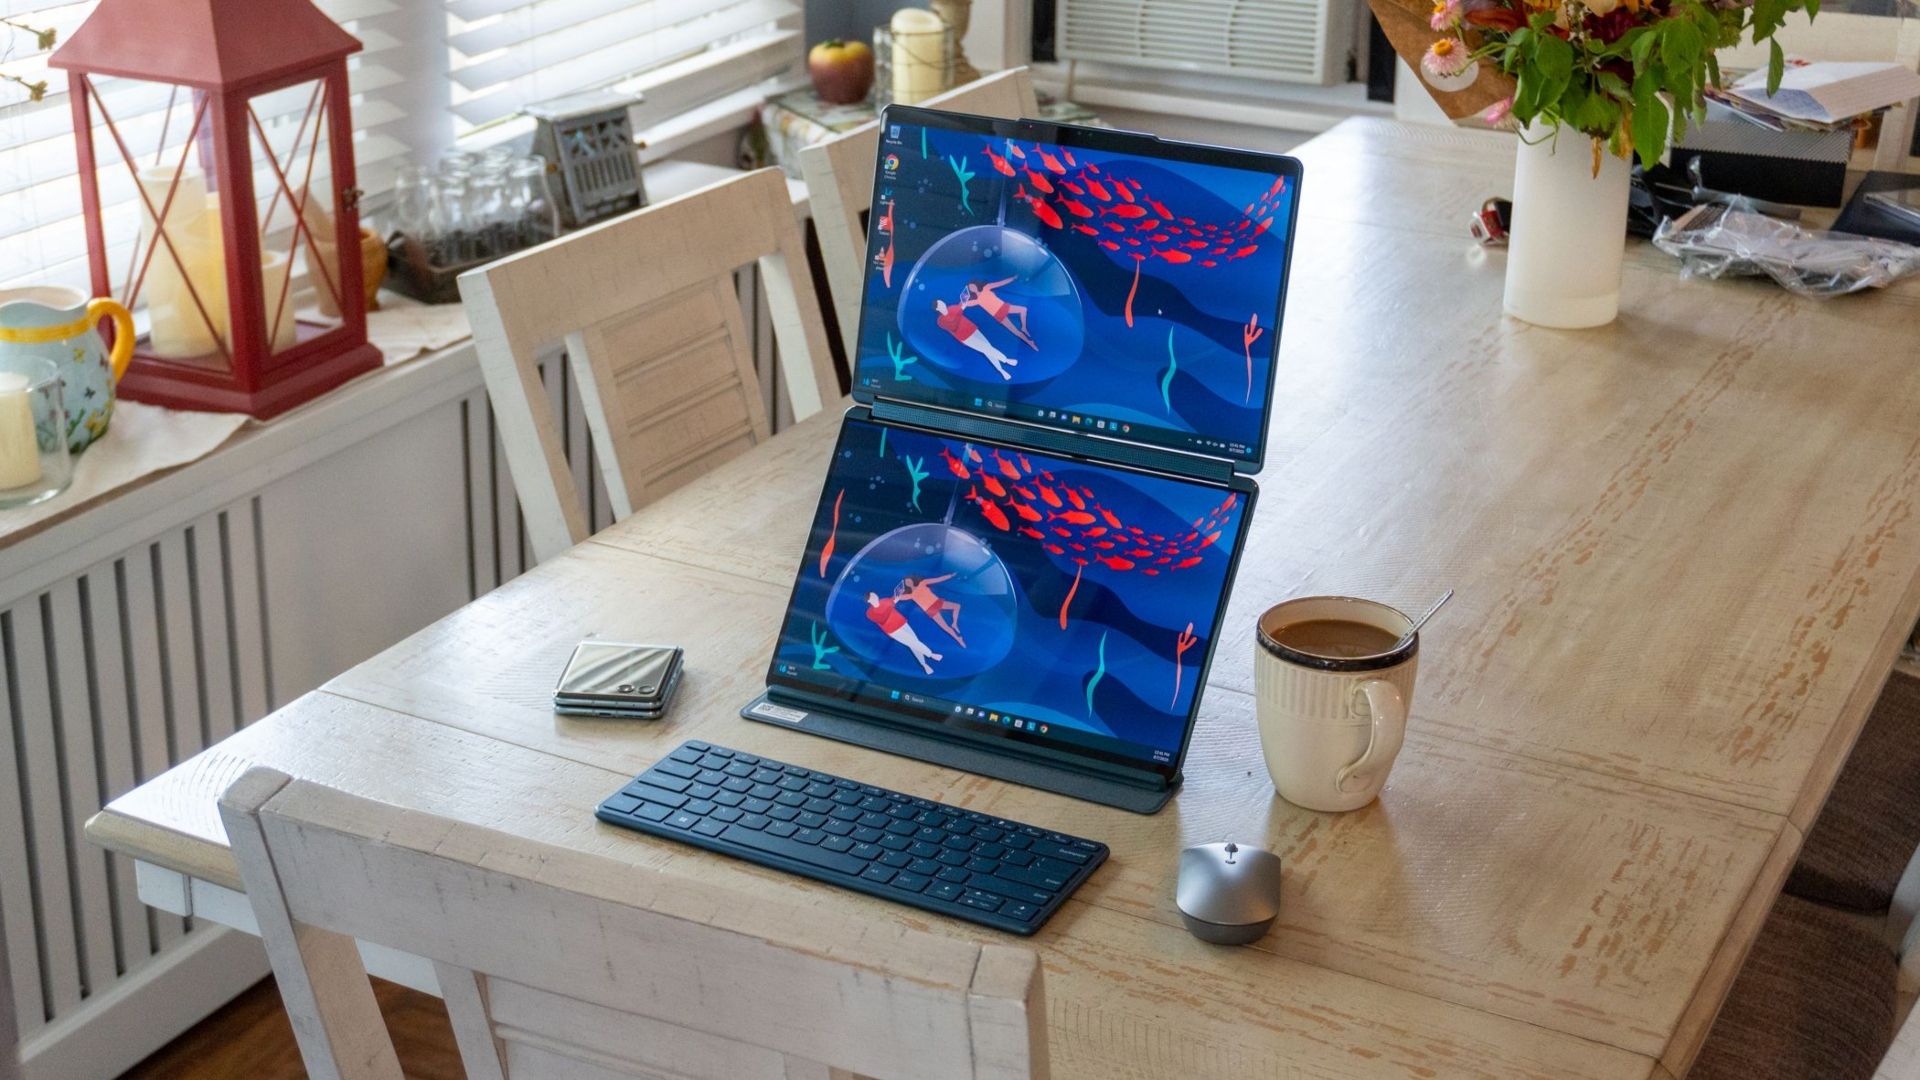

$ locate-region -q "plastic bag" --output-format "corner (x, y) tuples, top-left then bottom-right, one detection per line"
(1651, 201), (1920, 299)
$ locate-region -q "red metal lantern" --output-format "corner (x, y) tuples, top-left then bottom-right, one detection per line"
(50, 0), (381, 418)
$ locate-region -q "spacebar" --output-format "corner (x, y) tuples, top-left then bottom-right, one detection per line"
(720, 825), (866, 876)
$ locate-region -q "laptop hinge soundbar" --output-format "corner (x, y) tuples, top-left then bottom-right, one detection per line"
(866, 398), (1240, 486)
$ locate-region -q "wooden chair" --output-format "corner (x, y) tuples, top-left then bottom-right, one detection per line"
(802, 68), (1041, 359)
(461, 168), (838, 565)
(218, 767), (1049, 1080)
(1716, 12), (1920, 171)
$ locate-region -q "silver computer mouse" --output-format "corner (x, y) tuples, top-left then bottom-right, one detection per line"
(1176, 842), (1283, 944)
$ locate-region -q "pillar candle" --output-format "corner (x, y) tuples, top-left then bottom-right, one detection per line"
(0, 372), (42, 490)
(138, 166), (222, 359)
(891, 8), (948, 105)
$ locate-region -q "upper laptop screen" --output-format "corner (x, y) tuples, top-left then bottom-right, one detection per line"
(851, 107), (1301, 470)
(766, 417), (1252, 781)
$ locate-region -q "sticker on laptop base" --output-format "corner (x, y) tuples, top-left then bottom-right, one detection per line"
(750, 700), (808, 724)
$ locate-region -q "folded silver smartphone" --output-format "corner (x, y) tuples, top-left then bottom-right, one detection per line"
(555, 642), (683, 708)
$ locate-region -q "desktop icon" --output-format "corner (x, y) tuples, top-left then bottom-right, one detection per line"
(989, 712), (999, 722)
(1039, 724), (1050, 734)
(890, 689), (901, 700)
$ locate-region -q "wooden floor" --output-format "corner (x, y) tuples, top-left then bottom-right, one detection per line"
(122, 977), (462, 1079)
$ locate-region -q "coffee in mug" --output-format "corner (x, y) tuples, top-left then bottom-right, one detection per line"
(1253, 596), (1418, 812)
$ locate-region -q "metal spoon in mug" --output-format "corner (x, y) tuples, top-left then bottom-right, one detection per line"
(1392, 589), (1453, 651)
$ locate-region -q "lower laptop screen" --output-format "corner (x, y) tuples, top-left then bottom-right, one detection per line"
(766, 417), (1250, 780)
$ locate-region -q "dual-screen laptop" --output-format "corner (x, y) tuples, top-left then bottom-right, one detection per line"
(738, 107), (1302, 814)
(599, 106), (1300, 932)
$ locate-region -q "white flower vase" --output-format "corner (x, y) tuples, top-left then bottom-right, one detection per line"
(1503, 123), (1632, 329)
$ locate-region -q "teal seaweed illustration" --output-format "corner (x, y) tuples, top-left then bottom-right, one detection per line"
(946, 154), (977, 215)
(1160, 327), (1178, 414)
(877, 427), (888, 458)
(920, 126), (928, 160)
(886, 332), (918, 381)
(1085, 631), (1108, 717)
(809, 622), (840, 670)
(900, 454), (929, 511)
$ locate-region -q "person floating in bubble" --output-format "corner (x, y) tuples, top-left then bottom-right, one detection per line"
(866, 591), (943, 674)
(895, 573), (966, 648)
(962, 277), (1036, 349)
(934, 298), (1018, 381)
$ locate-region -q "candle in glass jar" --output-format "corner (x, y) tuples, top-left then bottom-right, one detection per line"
(138, 165), (223, 359)
(890, 8), (947, 105)
(0, 371), (42, 490)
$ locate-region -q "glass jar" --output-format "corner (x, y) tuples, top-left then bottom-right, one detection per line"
(509, 156), (561, 247)
(0, 355), (72, 509)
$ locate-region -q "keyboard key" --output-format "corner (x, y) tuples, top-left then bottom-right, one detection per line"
(793, 828), (826, 846)
(777, 776), (807, 792)
(683, 740), (709, 751)
(909, 858), (941, 875)
(740, 814), (771, 830)
(942, 834), (977, 852)
(1001, 862), (1069, 892)
(743, 797), (774, 814)
(909, 841), (941, 859)
(713, 791), (745, 808)
(602, 793), (641, 814)
(668, 747), (702, 764)
(712, 807), (744, 823)
(936, 866), (969, 883)
(878, 835), (911, 852)
(1001, 833), (1031, 851)
(696, 769), (727, 786)
(891, 872), (931, 893)
(829, 806), (861, 822)
(822, 820), (854, 837)
(752, 768), (783, 783)
(774, 792), (807, 808)
(768, 806), (799, 822)
(822, 835), (854, 852)
(831, 790), (862, 806)
(685, 800), (716, 816)
(859, 796), (891, 812)
(879, 851), (913, 869)
(767, 821), (799, 838)
(1002, 849), (1034, 867)
(721, 777), (753, 792)
(624, 782), (687, 808)
(850, 842), (884, 861)
(629, 801), (670, 823)
(857, 812), (890, 829)
(666, 811), (700, 830)
(1002, 902), (1039, 923)
(968, 857), (1001, 874)
(805, 782), (835, 798)
(958, 889), (1004, 913)
(969, 874), (1052, 906)
(974, 826), (1003, 843)
(750, 783), (780, 799)
(804, 798), (835, 815)
(852, 827), (884, 844)
(733, 752), (758, 765)
(977, 843), (1007, 860)
(688, 783), (719, 800)
(720, 825), (864, 875)
(936, 849), (968, 867)
(707, 747), (734, 758)
(927, 881), (964, 901)
(1030, 840), (1090, 864)
(916, 811), (950, 828)
(636, 773), (690, 794)
(797, 811), (827, 828)
(693, 820), (727, 837)
(915, 827), (945, 844)
(723, 762), (754, 778)
(885, 819), (916, 836)
(654, 760), (698, 779)
(860, 864), (897, 885)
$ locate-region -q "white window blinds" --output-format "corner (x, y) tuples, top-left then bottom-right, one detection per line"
(0, 0), (428, 291)
(446, 0), (803, 132)
(1, 0), (806, 292)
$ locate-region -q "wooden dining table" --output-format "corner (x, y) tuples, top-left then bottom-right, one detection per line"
(87, 117), (1920, 1079)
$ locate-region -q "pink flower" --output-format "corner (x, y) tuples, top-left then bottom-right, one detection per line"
(1482, 96), (1514, 125)
(1429, 0), (1464, 29)
(1421, 37), (1472, 78)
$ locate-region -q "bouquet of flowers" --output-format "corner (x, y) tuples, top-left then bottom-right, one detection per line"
(1369, 0), (1819, 169)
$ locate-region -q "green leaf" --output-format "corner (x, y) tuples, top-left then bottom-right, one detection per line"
(1630, 27), (1658, 67)
(1631, 72), (1671, 169)
(1767, 39), (1785, 94)
(1705, 51), (1721, 90)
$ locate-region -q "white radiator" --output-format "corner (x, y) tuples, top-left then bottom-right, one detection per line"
(3, 262), (790, 1078)
(1056, 0), (1359, 86)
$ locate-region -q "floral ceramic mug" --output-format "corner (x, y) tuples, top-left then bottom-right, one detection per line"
(0, 285), (134, 453)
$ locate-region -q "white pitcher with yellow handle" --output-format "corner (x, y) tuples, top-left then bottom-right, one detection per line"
(0, 285), (134, 453)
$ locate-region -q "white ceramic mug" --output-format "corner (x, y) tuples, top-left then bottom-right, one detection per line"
(1253, 596), (1417, 812)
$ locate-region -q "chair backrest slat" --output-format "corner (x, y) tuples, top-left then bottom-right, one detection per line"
(461, 167), (835, 564)
(220, 768), (1048, 1080)
(802, 69), (1040, 360)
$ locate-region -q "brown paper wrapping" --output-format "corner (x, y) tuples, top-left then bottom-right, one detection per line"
(1368, 0), (1518, 119)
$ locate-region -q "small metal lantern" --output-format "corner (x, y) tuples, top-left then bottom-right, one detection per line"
(528, 90), (648, 230)
(49, 0), (382, 418)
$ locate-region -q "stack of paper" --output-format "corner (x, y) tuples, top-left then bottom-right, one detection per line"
(1720, 59), (1920, 130)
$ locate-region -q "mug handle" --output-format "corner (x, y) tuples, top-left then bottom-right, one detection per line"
(1337, 679), (1407, 795)
(88, 298), (135, 382)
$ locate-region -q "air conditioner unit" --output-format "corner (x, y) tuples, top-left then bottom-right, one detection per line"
(1056, 0), (1357, 87)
